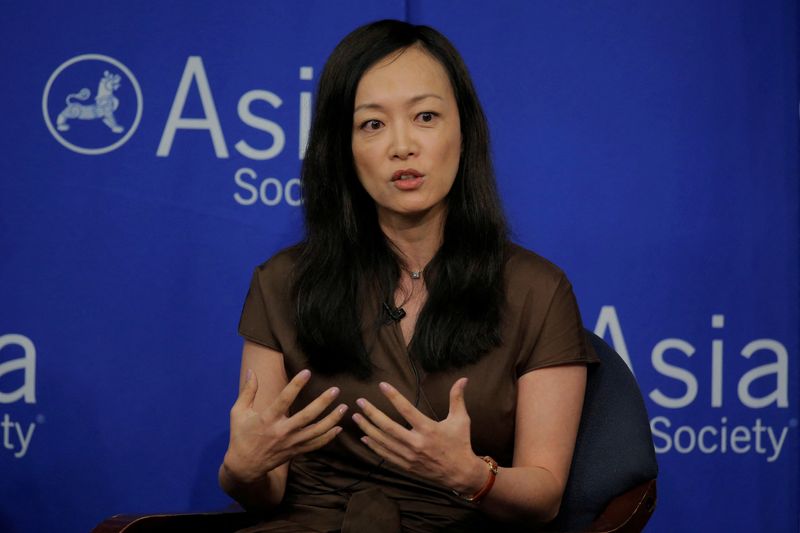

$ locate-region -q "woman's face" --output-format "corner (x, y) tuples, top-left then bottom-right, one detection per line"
(352, 46), (462, 223)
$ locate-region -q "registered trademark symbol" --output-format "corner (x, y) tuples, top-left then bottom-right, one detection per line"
(36, 414), (46, 424)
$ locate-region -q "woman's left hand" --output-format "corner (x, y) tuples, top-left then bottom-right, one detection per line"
(352, 377), (486, 494)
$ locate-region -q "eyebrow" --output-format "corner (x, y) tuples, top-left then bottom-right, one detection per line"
(353, 93), (444, 113)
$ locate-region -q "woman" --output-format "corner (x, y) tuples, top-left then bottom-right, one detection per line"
(220, 19), (597, 532)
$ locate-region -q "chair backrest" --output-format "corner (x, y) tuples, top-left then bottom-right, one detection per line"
(548, 330), (658, 531)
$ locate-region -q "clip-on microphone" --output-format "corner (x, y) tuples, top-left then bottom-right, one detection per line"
(383, 301), (407, 322)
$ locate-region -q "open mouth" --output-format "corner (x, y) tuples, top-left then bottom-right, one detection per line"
(391, 168), (425, 181)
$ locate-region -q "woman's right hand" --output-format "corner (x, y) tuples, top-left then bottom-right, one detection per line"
(222, 368), (348, 483)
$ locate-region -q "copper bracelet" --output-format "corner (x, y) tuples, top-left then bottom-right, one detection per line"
(453, 455), (498, 504)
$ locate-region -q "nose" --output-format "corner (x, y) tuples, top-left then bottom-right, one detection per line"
(389, 122), (417, 160)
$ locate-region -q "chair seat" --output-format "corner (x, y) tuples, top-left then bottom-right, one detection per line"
(92, 479), (656, 533)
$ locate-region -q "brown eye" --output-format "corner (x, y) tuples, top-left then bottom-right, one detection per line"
(418, 112), (436, 123)
(361, 119), (383, 131)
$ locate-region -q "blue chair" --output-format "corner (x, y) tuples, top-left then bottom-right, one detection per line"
(546, 330), (658, 532)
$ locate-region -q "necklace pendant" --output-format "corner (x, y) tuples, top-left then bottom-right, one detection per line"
(410, 270), (421, 280)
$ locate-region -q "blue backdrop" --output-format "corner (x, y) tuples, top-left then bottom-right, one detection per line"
(1, 1), (797, 531)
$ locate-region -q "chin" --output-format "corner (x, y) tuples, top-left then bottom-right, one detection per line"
(390, 203), (443, 219)
(376, 195), (447, 220)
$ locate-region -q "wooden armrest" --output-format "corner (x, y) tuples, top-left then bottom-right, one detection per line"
(91, 510), (258, 533)
(585, 479), (657, 533)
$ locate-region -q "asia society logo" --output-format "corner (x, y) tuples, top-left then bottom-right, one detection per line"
(0, 334), (37, 459)
(594, 306), (795, 464)
(42, 54), (143, 155)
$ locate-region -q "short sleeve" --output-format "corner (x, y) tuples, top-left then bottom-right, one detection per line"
(518, 274), (599, 376)
(238, 268), (282, 351)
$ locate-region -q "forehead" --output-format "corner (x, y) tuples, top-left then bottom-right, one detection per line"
(354, 46), (454, 105)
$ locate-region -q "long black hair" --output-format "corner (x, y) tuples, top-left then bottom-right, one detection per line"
(293, 20), (508, 378)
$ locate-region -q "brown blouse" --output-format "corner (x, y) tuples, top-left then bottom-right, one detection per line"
(237, 243), (598, 533)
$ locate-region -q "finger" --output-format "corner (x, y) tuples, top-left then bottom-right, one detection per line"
(447, 377), (469, 418)
(356, 397), (414, 442)
(360, 435), (412, 471)
(269, 369), (311, 416)
(290, 403), (349, 446)
(377, 382), (430, 429)
(292, 426), (343, 455)
(287, 386), (341, 428)
(233, 368), (258, 411)
(352, 412), (412, 461)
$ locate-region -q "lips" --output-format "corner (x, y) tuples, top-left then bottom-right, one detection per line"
(391, 168), (425, 181)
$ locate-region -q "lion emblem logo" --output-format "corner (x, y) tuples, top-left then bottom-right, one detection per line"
(56, 71), (125, 133)
(43, 54), (143, 155)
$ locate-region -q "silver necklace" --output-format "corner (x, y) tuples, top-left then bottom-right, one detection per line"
(396, 268), (422, 310)
(401, 264), (424, 281)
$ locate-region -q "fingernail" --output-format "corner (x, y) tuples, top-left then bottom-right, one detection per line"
(360, 436), (369, 444)
(299, 369), (311, 379)
(334, 427), (343, 435)
(338, 404), (348, 414)
(379, 382), (390, 392)
(356, 398), (366, 408)
(352, 413), (361, 422)
(329, 387), (340, 397)
(245, 369), (252, 382)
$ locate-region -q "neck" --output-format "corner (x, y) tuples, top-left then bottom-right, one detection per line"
(378, 203), (446, 272)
